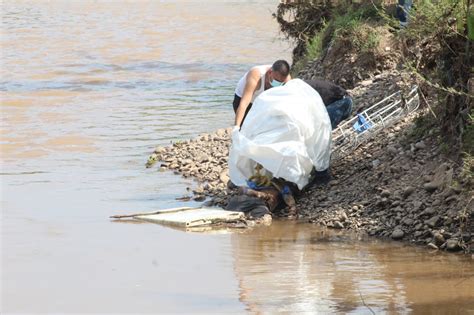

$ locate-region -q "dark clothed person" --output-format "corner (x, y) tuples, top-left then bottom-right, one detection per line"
(304, 79), (353, 129)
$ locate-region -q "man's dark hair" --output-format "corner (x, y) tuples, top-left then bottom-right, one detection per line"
(272, 60), (290, 77)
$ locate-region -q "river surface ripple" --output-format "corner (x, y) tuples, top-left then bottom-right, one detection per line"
(1, 1), (473, 313)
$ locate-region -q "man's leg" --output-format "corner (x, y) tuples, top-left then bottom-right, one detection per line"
(326, 96), (353, 129)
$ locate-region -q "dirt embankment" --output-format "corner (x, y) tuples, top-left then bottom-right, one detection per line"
(148, 69), (472, 253)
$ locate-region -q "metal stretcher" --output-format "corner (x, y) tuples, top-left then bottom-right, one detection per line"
(331, 85), (420, 160)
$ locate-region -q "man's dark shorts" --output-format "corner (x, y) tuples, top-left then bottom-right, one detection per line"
(233, 94), (253, 127)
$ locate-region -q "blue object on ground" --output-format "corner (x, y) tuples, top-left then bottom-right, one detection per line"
(353, 113), (373, 133)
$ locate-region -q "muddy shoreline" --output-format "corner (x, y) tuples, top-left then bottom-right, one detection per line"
(148, 72), (473, 254)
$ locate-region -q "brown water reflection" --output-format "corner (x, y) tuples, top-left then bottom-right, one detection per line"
(232, 221), (474, 314)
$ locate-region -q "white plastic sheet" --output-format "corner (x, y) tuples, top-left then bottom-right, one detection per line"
(229, 79), (332, 189)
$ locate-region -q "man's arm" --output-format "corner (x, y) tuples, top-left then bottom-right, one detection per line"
(234, 69), (260, 127)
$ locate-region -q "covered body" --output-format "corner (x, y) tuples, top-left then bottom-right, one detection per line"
(229, 79), (332, 189)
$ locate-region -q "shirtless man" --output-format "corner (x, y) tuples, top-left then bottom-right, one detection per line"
(233, 60), (291, 128)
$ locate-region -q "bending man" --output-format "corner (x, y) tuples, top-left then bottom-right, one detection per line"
(233, 60), (291, 128)
(304, 78), (353, 129)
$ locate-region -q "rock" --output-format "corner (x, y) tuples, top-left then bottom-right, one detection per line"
(360, 79), (373, 86)
(425, 215), (440, 228)
(381, 189), (391, 197)
(372, 159), (381, 168)
(433, 232), (445, 246)
(339, 211), (348, 222)
(333, 221), (344, 229)
(424, 182), (440, 193)
(391, 229), (404, 240)
(215, 128), (227, 137)
(427, 243), (439, 250)
(387, 146), (398, 155)
(445, 195), (458, 203)
(403, 218), (414, 226)
(193, 195), (206, 202)
(413, 200), (423, 211)
(193, 186), (205, 194)
(219, 170), (229, 185)
(422, 207), (436, 216)
(445, 239), (462, 252)
(202, 200), (214, 207)
(196, 154), (209, 163)
(414, 141), (427, 150)
(403, 186), (415, 198)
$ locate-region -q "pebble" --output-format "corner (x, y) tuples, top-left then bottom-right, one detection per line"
(391, 229), (404, 240)
(427, 243), (438, 250)
(333, 221), (344, 229)
(415, 141), (427, 150)
(446, 239), (461, 252)
(402, 186), (415, 199)
(425, 215), (440, 228)
(372, 159), (381, 168)
(424, 182), (439, 192)
(381, 189), (391, 197)
(339, 211), (349, 222)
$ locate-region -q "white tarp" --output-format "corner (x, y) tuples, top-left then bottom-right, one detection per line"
(229, 79), (332, 189)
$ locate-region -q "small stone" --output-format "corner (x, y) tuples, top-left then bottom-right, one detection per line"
(372, 159), (381, 168)
(333, 221), (344, 229)
(427, 243), (438, 250)
(403, 218), (414, 226)
(219, 170), (230, 184)
(193, 195), (206, 202)
(415, 141), (427, 150)
(193, 186), (205, 194)
(202, 200), (214, 207)
(424, 182), (440, 193)
(445, 195), (458, 203)
(423, 207), (436, 216)
(215, 128), (227, 137)
(154, 146), (166, 154)
(387, 145), (398, 155)
(360, 79), (373, 86)
(391, 229), (404, 240)
(403, 186), (415, 199)
(339, 212), (348, 222)
(445, 239), (461, 252)
(425, 215), (440, 228)
(413, 200), (423, 211)
(433, 232), (445, 246)
(381, 189), (391, 197)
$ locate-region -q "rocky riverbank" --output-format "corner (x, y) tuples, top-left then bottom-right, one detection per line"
(147, 71), (472, 253)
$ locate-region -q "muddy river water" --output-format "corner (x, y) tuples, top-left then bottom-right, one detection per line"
(1, 1), (473, 313)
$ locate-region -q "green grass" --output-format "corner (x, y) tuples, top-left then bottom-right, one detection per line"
(293, 4), (381, 76)
(330, 5), (381, 53)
